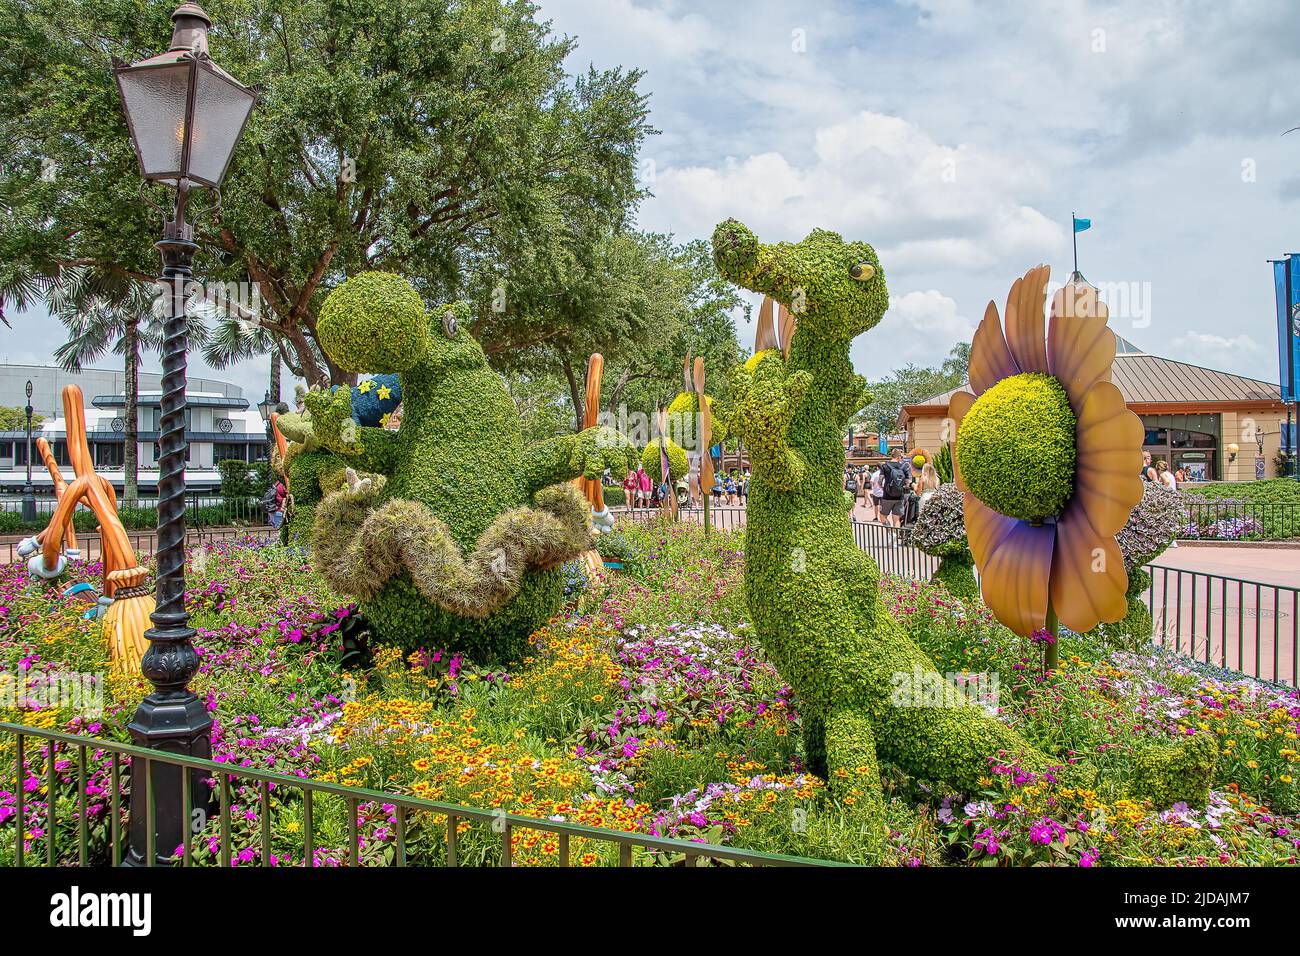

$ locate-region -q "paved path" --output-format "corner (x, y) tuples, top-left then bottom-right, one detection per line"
(1143, 544), (1299, 686)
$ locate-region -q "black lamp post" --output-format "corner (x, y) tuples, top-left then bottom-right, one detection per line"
(114, 2), (255, 866)
(21, 380), (36, 523)
(257, 389), (275, 459)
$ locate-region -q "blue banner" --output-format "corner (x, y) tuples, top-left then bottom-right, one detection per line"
(1073, 217), (1091, 233)
(1274, 258), (1297, 402)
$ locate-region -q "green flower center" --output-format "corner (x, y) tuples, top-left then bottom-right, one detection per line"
(955, 372), (1076, 523)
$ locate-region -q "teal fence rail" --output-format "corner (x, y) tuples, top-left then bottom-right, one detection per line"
(0, 721), (834, 868)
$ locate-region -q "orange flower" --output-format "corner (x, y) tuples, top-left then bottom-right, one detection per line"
(948, 265), (1143, 635)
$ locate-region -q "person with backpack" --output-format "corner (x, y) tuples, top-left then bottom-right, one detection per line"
(879, 448), (912, 528)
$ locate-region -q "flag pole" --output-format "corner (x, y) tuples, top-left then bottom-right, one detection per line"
(1072, 212), (1079, 275)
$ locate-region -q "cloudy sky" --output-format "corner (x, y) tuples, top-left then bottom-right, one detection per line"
(4, 0), (1297, 398)
(543, 0), (1300, 385)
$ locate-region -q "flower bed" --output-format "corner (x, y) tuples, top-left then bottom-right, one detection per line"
(1, 525), (1297, 866)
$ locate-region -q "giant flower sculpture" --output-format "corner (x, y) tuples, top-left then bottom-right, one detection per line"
(948, 265), (1143, 641)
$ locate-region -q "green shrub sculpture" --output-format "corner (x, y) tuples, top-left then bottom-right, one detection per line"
(711, 219), (1214, 837)
(282, 272), (635, 662)
(665, 391), (728, 449)
(642, 437), (689, 484)
(911, 483), (978, 600)
(954, 372), (1076, 523)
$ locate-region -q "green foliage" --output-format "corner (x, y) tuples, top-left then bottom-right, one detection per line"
(712, 219), (1056, 835)
(1130, 733), (1218, 808)
(956, 372), (1076, 522)
(298, 272), (632, 661)
(0, 0), (651, 388)
(911, 483), (968, 558)
(1190, 478), (1300, 504)
(217, 459), (258, 502)
(0, 406), (42, 430)
(593, 528), (643, 570)
(318, 272), (429, 374)
(854, 343), (970, 433)
(932, 443), (953, 483)
(933, 555), (979, 601)
(641, 438), (688, 484)
(666, 391), (728, 448)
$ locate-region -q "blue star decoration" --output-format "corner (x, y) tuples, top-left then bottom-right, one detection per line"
(335, 373), (402, 427)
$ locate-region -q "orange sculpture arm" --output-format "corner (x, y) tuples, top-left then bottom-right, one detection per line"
(576, 354), (605, 512)
(34, 436), (77, 552)
(35, 385), (144, 596)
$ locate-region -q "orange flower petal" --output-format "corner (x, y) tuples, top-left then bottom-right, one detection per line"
(1074, 381), (1145, 537)
(964, 494), (1054, 636)
(948, 390), (976, 492)
(969, 300), (1020, 394)
(1050, 497), (1130, 633)
(1003, 264), (1050, 375)
(1046, 280), (1116, 414)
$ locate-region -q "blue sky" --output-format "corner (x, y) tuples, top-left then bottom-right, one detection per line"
(5, 0), (1298, 397)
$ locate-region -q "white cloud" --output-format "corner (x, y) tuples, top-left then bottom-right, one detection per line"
(1172, 331), (1261, 364)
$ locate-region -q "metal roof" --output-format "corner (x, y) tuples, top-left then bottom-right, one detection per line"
(902, 344), (1283, 415)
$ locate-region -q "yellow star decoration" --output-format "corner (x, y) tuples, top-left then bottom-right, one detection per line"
(357, 380), (373, 393)
(377, 385), (392, 400)
(379, 412), (392, 428)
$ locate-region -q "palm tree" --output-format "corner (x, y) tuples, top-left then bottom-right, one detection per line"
(51, 271), (207, 508)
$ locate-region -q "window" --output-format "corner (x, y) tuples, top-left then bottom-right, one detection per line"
(94, 443), (124, 468)
(213, 442), (253, 463)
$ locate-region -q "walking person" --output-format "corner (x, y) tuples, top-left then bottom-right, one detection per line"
(636, 465), (652, 509)
(868, 464), (884, 522)
(878, 448), (912, 529)
(623, 468), (639, 510)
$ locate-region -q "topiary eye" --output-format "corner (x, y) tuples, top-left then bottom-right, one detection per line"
(442, 310), (458, 337)
(849, 263), (876, 281)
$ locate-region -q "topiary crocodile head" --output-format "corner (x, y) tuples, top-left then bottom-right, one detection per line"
(711, 218), (889, 343)
(318, 272), (485, 377)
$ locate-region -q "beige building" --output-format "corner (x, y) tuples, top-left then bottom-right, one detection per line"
(899, 337), (1290, 483)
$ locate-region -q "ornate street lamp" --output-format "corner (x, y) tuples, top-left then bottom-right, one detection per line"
(21, 380), (36, 523)
(114, 2), (255, 866)
(257, 389), (275, 459)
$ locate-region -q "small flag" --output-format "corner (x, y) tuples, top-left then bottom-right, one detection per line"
(1073, 216), (1092, 233)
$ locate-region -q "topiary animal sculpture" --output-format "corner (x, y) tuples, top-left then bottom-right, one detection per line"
(291, 271), (635, 663)
(711, 220), (1213, 836)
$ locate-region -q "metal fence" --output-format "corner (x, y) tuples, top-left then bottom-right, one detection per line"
(1, 525), (275, 565)
(617, 505), (748, 532)
(0, 721), (831, 868)
(1180, 499), (1300, 541)
(1146, 563), (1299, 687)
(1, 492), (268, 535)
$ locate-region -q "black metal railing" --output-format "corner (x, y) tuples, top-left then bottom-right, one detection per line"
(616, 505), (749, 532)
(0, 721), (832, 868)
(1145, 564), (1299, 687)
(1, 525), (275, 565)
(1, 492), (269, 535)
(1180, 500), (1300, 542)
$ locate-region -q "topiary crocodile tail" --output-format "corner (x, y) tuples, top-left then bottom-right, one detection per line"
(313, 483), (593, 619)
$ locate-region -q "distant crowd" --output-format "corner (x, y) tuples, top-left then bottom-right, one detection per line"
(842, 448), (941, 529)
(614, 465), (751, 509)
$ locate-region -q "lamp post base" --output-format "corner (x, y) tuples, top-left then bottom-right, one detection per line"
(20, 487), (36, 524)
(123, 687), (213, 867)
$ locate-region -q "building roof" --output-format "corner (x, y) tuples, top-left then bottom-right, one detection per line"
(901, 336), (1283, 418)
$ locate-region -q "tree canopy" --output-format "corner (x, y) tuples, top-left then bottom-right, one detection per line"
(0, 0), (653, 387)
(855, 342), (970, 433)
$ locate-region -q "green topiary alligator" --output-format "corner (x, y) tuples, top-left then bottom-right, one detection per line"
(710, 220), (1214, 840)
(281, 271), (635, 663)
